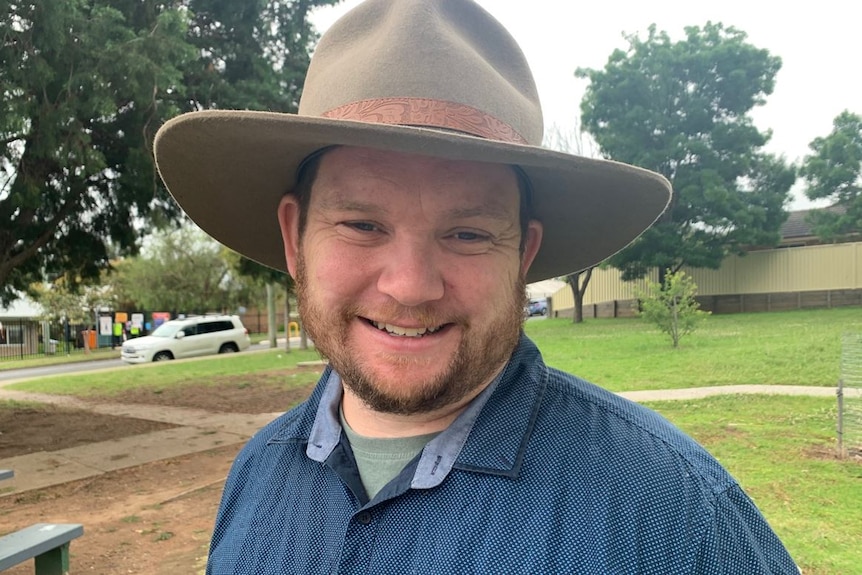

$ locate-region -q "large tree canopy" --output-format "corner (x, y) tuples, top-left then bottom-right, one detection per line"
(109, 224), (254, 314)
(0, 0), (336, 305)
(800, 110), (862, 241)
(576, 23), (795, 281)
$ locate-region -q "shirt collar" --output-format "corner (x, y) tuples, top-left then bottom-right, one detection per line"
(284, 334), (547, 487)
(305, 369), (344, 462)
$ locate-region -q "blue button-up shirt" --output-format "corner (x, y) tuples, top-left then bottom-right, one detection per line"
(207, 336), (798, 574)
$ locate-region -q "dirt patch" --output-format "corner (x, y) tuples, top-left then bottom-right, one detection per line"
(85, 368), (322, 414)
(804, 444), (862, 463)
(0, 370), (324, 574)
(0, 445), (240, 575)
(0, 404), (176, 459)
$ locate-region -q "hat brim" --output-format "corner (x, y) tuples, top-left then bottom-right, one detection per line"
(154, 110), (671, 284)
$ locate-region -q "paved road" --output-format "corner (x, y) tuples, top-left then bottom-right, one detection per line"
(0, 359), (125, 384)
(0, 341), (281, 386)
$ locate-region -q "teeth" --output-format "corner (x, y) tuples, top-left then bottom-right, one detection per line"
(371, 321), (441, 337)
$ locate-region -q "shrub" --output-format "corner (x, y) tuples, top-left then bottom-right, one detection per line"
(636, 270), (710, 348)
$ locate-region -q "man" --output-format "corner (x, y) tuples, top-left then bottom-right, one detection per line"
(154, 1), (799, 573)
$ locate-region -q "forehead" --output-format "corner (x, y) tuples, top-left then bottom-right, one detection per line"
(311, 146), (521, 213)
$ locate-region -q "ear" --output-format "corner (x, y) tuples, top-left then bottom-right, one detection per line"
(520, 219), (543, 277)
(277, 194), (301, 278)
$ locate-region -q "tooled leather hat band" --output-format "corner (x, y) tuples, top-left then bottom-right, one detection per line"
(321, 97), (529, 145)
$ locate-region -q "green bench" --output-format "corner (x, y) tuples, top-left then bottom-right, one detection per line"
(0, 523), (84, 574)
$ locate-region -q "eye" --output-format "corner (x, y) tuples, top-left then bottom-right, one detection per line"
(343, 221), (379, 233)
(453, 231), (488, 242)
(444, 229), (495, 255)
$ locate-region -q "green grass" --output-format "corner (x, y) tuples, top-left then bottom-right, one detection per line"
(7, 348), (323, 396)
(647, 395), (861, 575)
(524, 307), (862, 391)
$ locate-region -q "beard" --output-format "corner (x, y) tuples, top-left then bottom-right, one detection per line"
(295, 251), (528, 415)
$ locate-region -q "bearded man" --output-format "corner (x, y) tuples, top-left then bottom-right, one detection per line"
(154, 1), (798, 573)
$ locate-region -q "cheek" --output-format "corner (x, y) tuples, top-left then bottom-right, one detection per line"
(305, 244), (374, 301)
(445, 257), (521, 306)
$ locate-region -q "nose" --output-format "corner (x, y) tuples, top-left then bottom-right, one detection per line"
(376, 238), (445, 306)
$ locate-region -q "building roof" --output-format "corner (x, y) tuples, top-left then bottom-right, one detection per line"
(0, 297), (43, 319)
(779, 205), (846, 240)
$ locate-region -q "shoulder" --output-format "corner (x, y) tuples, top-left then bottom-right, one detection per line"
(535, 365), (736, 495)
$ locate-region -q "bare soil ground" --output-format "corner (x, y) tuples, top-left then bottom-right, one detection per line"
(0, 372), (320, 575)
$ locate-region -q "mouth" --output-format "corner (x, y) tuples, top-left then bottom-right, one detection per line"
(366, 319), (446, 338)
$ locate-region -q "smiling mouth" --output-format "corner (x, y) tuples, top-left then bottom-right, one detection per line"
(368, 320), (445, 338)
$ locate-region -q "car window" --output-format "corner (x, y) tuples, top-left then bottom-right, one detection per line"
(151, 322), (181, 337)
(198, 320), (233, 334)
(181, 324), (198, 337)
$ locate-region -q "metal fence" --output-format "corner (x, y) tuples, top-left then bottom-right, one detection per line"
(838, 333), (862, 458)
(0, 319), (116, 362)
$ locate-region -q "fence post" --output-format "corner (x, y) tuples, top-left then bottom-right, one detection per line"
(837, 378), (844, 459)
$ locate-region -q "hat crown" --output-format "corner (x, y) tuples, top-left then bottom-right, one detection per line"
(299, 0), (544, 146)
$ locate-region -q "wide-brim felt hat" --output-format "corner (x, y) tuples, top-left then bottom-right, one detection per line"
(154, 0), (671, 284)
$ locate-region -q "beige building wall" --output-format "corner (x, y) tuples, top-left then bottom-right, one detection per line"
(551, 241), (862, 311)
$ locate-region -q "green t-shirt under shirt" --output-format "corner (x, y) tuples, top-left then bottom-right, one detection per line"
(340, 409), (440, 499)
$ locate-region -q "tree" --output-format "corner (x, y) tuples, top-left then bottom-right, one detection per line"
(800, 110), (862, 241)
(109, 224), (254, 314)
(564, 268), (592, 324)
(544, 123), (600, 323)
(233, 255), (295, 351)
(576, 23), (795, 285)
(636, 270), (708, 348)
(32, 278), (115, 351)
(0, 0), (335, 305)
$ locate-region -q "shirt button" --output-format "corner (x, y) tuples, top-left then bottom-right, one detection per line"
(356, 511), (373, 525)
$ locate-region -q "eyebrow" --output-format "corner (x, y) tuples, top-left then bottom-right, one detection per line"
(443, 204), (515, 223)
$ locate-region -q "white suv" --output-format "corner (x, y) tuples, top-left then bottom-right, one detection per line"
(121, 315), (251, 364)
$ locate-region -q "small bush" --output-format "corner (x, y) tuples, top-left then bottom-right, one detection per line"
(636, 270), (710, 348)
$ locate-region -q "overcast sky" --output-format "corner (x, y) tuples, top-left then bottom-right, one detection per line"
(310, 1), (860, 209)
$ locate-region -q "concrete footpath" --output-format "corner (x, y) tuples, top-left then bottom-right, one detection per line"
(0, 388), (283, 496)
(0, 379), (840, 498)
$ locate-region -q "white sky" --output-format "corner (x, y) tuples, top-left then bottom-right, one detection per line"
(309, 1), (860, 209)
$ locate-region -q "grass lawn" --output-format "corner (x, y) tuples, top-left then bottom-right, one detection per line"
(524, 307), (862, 391)
(647, 395), (860, 575)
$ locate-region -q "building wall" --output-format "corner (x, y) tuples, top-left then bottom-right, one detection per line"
(551, 241), (862, 317)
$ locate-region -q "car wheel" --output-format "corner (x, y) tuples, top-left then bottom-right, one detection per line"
(219, 343), (239, 354)
(153, 351), (173, 362)
(541, 308), (548, 316)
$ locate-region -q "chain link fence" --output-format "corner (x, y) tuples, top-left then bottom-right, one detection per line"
(838, 333), (862, 458)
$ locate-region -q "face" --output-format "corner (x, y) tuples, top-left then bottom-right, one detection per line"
(279, 147), (542, 415)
